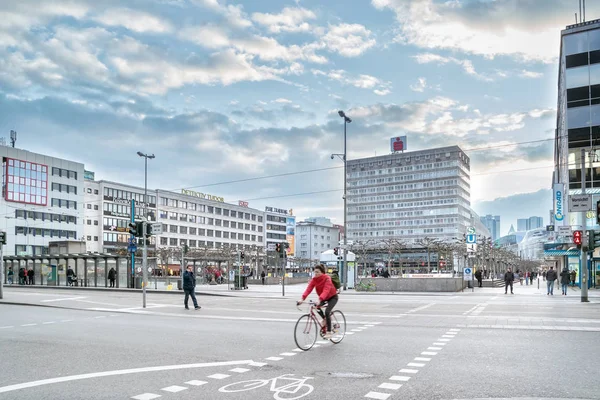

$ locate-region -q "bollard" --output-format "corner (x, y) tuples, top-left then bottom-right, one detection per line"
(537, 278), (539, 289)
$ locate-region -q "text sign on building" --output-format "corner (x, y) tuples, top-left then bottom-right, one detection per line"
(568, 194), (592, 212)
(466, 234), (477, 244)
(265, 206), (293, 215)
(181, 189), (224, 203)
(553, 183), (565, 224)
(150, 223), (163, 235)
(238, 200), (248, 208)
(390, 136), (407, 152)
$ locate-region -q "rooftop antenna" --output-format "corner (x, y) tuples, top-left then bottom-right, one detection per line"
(579, 0), (582, 23)
(583, 0), (586, 22)
(9, 130), (16, 148)
(575, 12), (578, 23)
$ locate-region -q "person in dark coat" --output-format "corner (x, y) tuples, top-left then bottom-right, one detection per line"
(28, 268), (34, 285)
(183, 265), (200, 310)
(560, 267), (570, 296)
(475, 269), (483, 287)
(67, 267), (75, 286)
(261, 271), (266, 285)
(504, 268), (514, 294)
(108, 268), (116, 288)
(546, 266), (557, 295)
(18, 268), (25, 285)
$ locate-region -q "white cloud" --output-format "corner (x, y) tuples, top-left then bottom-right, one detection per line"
(373, 0), (564, 63)
(412, 53), (502, 82)
(374, 89), (391, 96)
(274, 98), (292, 103)
(252, 7), (316, 33)
(179, 25), (230, 49)
(93, 8), (173, 33)
(409, 77), (427, 92)
(312, 69), (391, 94)
(519, 70), (543, 79)
(321, 23), (376, 57)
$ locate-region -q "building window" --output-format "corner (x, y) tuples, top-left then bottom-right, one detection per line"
(87, 220), (91, 225)
(51, 167), (78, 180)
(94, 236), (98, 241)
(231, 222), (237, 229)
(223, 232), (229, 239)
(94, 205), (98, 210)
(180, 226), (188, 234)
(87, 204), (92, 209)
(207, 230), (214, 237)
(5, 158), (48, 205)
(160, 237), (168, 246)
(189, 239), (197, 247)
(94, 220), (98, 226)
(208, 206), (214, 213)
(223, 221), (229, 228)
(52, 183), (78, 194)
(169, 225), (178, 233)
(169, 238), (177, 246)
(190, 227), (197, 235)
(94, 189), (98, 195)
(231, 232), (236, 240)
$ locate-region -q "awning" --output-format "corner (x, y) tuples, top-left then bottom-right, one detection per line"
(544, 250), (580, 256)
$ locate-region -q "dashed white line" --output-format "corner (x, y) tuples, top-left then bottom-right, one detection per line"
(248, 362), (268, 367)
(292, 349), (304, 352)
(42, 322), (56, 325)
(421, 352), (437, 356)
(389, 376), (411, 382)
(399, 369), (419, 374)
(184, 380), (207, 386)
(21, 324), (37, 327)
(0, 326), (14, 329)
(365, 391), (391, 399)
(428, 347), (442, 351)
(60, 320), (74, 323)
(449, 328), (461, 332)
(441, 335), (454, 338)
(207, 374), (230, 380)
(229, 368), (250, 373)
(94, 316), (106, 319)
(265, 357), (283, 361)
(407, 363), (425, 367)
(280, 352), (296, 356)
(346, 332), (355, 335)
(438, 338), (451, 342)
(414, 357), (431, 362)
(131, 394), (161, 400)
(379, 382), (403, 390)
(161, 385), (187, 393)
(433, 342), (446, 346)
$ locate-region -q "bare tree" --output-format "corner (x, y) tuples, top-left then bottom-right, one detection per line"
(415, 237), (440, 273)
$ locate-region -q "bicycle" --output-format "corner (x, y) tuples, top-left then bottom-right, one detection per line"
(294, 300), (346, 351)
(219, 374), (313, 400)
(355, 279), (376, 292)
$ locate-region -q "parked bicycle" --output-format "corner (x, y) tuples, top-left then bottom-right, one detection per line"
(294, 300), (346, 351)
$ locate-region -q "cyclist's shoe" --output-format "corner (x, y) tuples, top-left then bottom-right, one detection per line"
(323, 331), (334, 339)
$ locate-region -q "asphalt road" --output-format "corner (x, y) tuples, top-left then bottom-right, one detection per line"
(1, 285), (599, 400)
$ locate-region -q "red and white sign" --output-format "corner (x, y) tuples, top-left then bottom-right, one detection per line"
(390, 136), (407, 152)
(238, 200), (249, 208)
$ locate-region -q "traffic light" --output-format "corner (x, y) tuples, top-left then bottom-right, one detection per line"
(275, 243), (282, 254)
(240, 251), (245, 260)
(587, 230), (600, 251)
(573, 230), (583, 247)
(333, 247), (339, 256)
(129, 222), (138, 237)
(183, 244), (189, 255)
(0, 231), (6, 245)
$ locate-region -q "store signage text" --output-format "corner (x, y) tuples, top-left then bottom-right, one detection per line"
(238, 200), (249, 208)
(265, 206), (293, 215)
(181, 189), (224, 203)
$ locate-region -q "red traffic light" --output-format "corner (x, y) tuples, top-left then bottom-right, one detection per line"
(573, 230), (583, 245)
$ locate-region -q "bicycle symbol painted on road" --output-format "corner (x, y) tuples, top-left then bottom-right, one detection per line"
(218, 374), (314, 400)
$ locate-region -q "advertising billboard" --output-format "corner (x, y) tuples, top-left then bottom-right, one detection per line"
(286, 216), (296, 257)
(390, 136), (407, 153)
(553, 183), (565, 226)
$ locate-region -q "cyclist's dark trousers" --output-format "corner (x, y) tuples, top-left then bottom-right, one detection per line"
(318, 295), (338, 332)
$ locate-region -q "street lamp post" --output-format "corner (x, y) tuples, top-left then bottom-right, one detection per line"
(137, 151), (155, 308)
(332, 110), (351, 290)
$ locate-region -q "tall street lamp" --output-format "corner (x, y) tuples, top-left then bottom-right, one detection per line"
(332, 110), (351, 290)
(137, 151), (155, 308)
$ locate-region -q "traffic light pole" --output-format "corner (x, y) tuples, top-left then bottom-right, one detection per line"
(0, 243), (4, 299)
(581, 149), (589, 302)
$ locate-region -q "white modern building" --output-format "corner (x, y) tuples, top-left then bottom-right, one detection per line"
(346, 145), (472, 243)
(0, 144), (85, 256)
(83, 179), (157, 253)
(296, 218), (341, 262)
(156, 189), (264, 252)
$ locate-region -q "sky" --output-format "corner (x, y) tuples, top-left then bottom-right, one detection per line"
(0, 0), (598, 236)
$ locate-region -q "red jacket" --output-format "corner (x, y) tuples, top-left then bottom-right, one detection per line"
(302, 274), (337, 302)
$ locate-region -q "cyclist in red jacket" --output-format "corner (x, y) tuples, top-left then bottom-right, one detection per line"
(297, 264), (338, 339)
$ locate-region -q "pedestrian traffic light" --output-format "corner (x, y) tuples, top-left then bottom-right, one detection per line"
(573, 230), (583, 247)
(275, 243), (281, 254)
(0, 231), (6, 245)
(333, 247), (339, 256)
(240, 251), (245, 260)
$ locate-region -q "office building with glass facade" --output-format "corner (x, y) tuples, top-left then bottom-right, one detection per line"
(346, 145), (472, 243)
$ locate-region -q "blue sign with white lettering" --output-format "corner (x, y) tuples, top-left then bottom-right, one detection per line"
(466, 234), (477, 244)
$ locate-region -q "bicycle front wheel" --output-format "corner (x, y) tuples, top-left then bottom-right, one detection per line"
(329, 310), (346, 344)
(294, 314), (317, 351)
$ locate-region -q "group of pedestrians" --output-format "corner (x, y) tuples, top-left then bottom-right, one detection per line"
(503, 265), (574, 296)
(6, 267), (34, 285)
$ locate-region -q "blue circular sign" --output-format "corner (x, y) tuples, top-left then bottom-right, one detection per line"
(464, 268), (472, 274)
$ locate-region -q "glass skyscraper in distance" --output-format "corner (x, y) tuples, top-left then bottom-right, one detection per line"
(480, 215), (501, 241)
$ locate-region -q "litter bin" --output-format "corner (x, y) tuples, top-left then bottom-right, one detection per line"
(135, 277), (142, 289)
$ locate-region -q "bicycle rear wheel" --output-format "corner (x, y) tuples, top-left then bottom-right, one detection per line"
(329, 310), (346, 344)
(294, 314), (317, 351)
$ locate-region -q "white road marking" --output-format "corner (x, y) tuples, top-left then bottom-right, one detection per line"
(318, 341), (330, 344)
(407, 363), (425, 367)
(40, 296), (87, 303)
(389, 376), (411, 382)
(94, 316), (106, 319)
(248, 362), (267, 367)
(407, 303), (436, 313)
(365, 391), (391, 399)
(421, 352), (437, 356)
(0, 360), (254, 394)
(378, 382), (402, 390)
(399, 369), (418, 374)
(438, 338), (451, 342)
(229, 368), (250, 373)
(42, 322), (56, 325)
(351, 329), (363, 332)
(346, 332), (355, 335)
(312, 344), (321, 348)
(292, 349), (304, 352)
(433, 342), (446, 346)
(414, 357), (431, 362)
(60, 320), (74, 323)
(450, 328), (461, 331)
(280, 353), (296, 356)
(21, 324), (37, 327)
(131, 394), (161, 400)
(266, 357), (283, 361)
(428, 347), (442, 350)
(185, 380), (207, 386)
(207, 374), (230, 380)
(365, 324), (375, 327)
(441, 335), (454, 338)
(161, 386), (187, 393)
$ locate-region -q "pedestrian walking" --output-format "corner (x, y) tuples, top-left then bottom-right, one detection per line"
(504, 268), (514, 294)
(18, 268), (25, 285)
(560, 267), (570, 295)
(529, 272), (534, 285)
(183, 265), (200, 310)
(546, 266), (557, 295)
(67, 267), (75, 286)
(570, 270), (576, 286)
(28, 268), (34, 285)
(7, 267), (13, 285)
(475, 269), (483, 288)
(261, 271), (266, 285)
(108, 267), (116, 288)
(543, 271), (547, 281)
